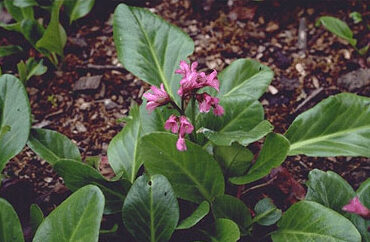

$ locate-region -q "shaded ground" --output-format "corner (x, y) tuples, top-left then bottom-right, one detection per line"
(0, 0), (369, 238)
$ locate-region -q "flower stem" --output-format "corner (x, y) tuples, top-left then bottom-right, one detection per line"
(190, 95), (197, 141)
(170, 101), (184, 116)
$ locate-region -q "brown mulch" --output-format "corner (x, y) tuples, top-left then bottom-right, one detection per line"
(1, 0), (369, 219)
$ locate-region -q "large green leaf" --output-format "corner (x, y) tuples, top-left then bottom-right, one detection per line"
(64, 0), (95, 24)
(33, 185), (104, 242)
(108, 105), (142, 182)
(357, 179), (370, 208)
(27, 128), (81, 165)
(197, 96), (264, 147)
(230, 133), (290, 185)
(200, 120), (273, 146)
(0, 198), (24, 242)
(253, 198), (282, 226)
(0, 74), (31, 172)
(201, 218), (240, 242)
(213, 143), (254, 178)
(140, 100), (176, 135)
(113, 3), (194, 102)
(355, 179), (370, 242)
(285, 93), (370, 157)
(36, 0), (66, 56)
(0, 45), (23, 57)
(122, 174), (179, 242)
(272, 201), (361, 242)
(212, 194), (252, 236)
(54, 160), (130, 214)
(306, 169), (355, 213)
(316, 16), (357, 47)
(139, 132), (225, 203)
(177, 201), (210, 230)
(217, 58), (274, 99)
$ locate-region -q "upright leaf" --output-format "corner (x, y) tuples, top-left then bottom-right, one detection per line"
(122, 174), (179, 242)
(285, 93), (370, 157)
(64, 0), (95, 24)
(316, 16), (357, 46)
(0, 75), (31, 172)
(107, 105), (142, 182)
(0, 198), (24, 242)
(33, 185), (105, 242)
(19, 19), (45, 46)
(113, 3), (194, 102)
(230, 133), (290, 185)
(27, 128), (81, 165)
(217, 58), (274, 99)
(177, 201), (210, 230)
(272, 201), (361, 242)
(36, 0), (66, 56)
(140, 132), (225, 203)
(54, 160), (130, 214)
(212, 194), (252, 236)
(201, 218), (240, 242)
(30, 204), (44, 236)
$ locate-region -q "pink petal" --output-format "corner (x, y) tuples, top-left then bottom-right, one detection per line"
(146, 101), (158, 112)
(164, 115), (179, 133)
(176, 136), (187, 151)
(342, 197), (370, 217)
(191, 61), (198, 72)
(213, 104), (224, 116)
(179, 116), (194, 135)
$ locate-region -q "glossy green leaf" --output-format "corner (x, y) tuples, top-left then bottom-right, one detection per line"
(33, 185), (104, 242)
(13, 0), (38, 8)
(27, 128), (81, 165)
(213, 143), (253, 178)
(0, 198), (24, 242)
(122, 174), (179, 242)
(272, 201), (361, 242)
(36, 0), (66, 56)
(253, 198), (281, 226)
(0, 45), (23, 57)
(357, 179), (370, 208)
(64, 0), (95, 24)
(113, 3), (194, 103)
(140, 132), (225, 203)
(306, 169), (355, 213)
(316, 16), (357, 46)
(197, 96), (264, 147)
(201, 218), (240, 242)
(17, 58), (47, 83)
(30, 204), (44, 235)
(140, 100), (176, 135)
(285, 93), (370, 157)
(54, 159), (130, 214)
(230, 133), (290, 185)
(177, 201), (210, 230)
(0, 75), (31, 172)
(108, 105), (142, 182)
(19, 19), (45, 46)
(212, 194), (252, 236)
(199, 120), (273, 146)
(355, 179), (370, 242)
(217, 58), (274, 99)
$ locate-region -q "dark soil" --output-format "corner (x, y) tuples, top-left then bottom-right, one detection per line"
(1, 0), (369, 241)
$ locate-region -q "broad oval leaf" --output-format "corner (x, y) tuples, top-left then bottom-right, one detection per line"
(122, 174), (179, 242)
(113, 3), (194, 102)
(213, 143), (253, 178)
(27, 128), (81, 165)
(316, 16), (357, 46)
(54, 159), (130, 214)
(212, 194), (252, 236)
(177, 201), (210, 230)
(272, 201), (361, 242)
(64, 0), (95, 24)
(201, 218), (240, 242)
(0, 74), (31, 172)
(197, 96), (264, 147)
(140, 132), (225, 203)
(217, 58), (274, 99)
(285, 93), (370, 157)
(230, 133), (290, 185)
(0, 198), (24, 242)
(253, 198), (282, 226)
(108, 105), (142, 183)
(33, 185), (104, 242)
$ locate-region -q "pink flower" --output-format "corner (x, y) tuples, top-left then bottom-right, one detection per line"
(164, 115), (179, 133)
(199, 70), (219, 92)
(176, 61), (199, 97)
(213, 103), (224, 116)
(176, 136), (187, 151)
(196, 93), (224, 116)
(143, 84), (170, 112)
(179, 116), (194, 136)
(342, 197), (370, 218)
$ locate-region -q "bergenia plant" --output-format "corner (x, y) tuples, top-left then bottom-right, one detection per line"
(0, 3), (369, 242)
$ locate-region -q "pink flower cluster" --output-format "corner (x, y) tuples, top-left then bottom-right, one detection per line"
(142, 60), (224, 151)
(342, 196), (370, 219)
